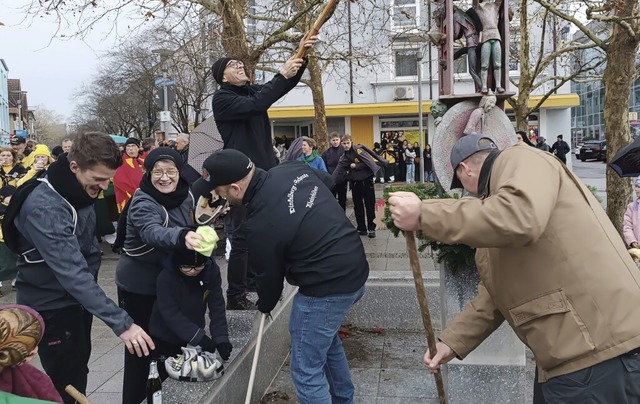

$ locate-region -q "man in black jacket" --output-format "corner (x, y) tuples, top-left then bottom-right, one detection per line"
(550, 134), (570, 164)
(210, 37), (317, 309)
(192, 149), (369, 404)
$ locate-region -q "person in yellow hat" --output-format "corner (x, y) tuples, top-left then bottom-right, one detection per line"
(16, 144), (53, 187)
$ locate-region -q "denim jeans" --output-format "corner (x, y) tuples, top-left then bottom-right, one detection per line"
(406, 163), (415, 183)
(289, 285), (366, 404)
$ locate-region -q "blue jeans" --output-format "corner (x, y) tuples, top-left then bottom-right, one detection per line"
(406, 163), (415, 182)
(289, 285), (366, 404)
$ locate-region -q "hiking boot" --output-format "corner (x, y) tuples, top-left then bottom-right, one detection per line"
(368, 231), (376, 238)
(226, 294), (257, 310)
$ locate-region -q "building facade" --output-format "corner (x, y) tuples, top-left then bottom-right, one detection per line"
(257, 0), (578, 148)
(0, 60), (9, 146)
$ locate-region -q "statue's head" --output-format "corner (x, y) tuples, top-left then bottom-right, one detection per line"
(431, 101), (449, 121)
(479, 95), (497, 112)
(0, 305), (44, 373)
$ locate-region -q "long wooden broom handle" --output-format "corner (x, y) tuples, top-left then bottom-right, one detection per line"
(294, 0), (339, 59)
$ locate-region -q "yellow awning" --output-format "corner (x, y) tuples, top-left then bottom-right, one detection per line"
(268, 93), (580, 119)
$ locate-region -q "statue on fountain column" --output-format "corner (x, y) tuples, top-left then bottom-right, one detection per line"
(475, 0), (505, 94)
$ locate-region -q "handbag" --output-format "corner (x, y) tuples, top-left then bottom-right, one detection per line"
(164, 346), (224, 382)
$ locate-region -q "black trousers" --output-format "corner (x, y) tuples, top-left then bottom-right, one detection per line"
(542, 349), (640, 403)
(224, 205), (256, 299)
(332, 181), (347, 211)
(351, 177), (376, 232)
(118, 288), (156, 404)
(38, 305), (93, 404)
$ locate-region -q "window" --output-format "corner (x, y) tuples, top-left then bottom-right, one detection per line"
(395, 49), (418, 77)
(391, 0), (419, 31)
(245, 0), (257, 33)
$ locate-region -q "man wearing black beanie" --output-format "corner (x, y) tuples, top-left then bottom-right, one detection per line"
(210, 36), (317, 310)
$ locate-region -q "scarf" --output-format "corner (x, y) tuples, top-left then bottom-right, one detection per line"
(46, 154), (97, 210)
(300, 150), (319, 164)
(139, 172), (189, 209)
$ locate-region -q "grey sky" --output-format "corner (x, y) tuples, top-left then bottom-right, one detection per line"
(0, 1), (132, 121)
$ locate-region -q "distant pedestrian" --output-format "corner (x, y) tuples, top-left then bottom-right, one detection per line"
(550, 134), (570, 164)
(423, 144), (433, 182)
(536, 136), (550, 152)
(298, 136), (327, 172)
(322, 132), (347, 210)
(333, 135), (387, 238)
(623, 176), (640, 249)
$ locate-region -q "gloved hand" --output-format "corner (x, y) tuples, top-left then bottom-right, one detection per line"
(215, 341), (233, 361)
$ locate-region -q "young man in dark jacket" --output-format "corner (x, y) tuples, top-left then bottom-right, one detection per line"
(550, 134), (570, 164)
(333, 135), (386, 238)
(13, 132), (154, 403)
(321, 132), (347, 211)
(209, 37), (317, 309)
(192, 149), (369, 404)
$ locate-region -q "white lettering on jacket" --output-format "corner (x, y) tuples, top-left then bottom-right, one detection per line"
(288, 174), (310, 214)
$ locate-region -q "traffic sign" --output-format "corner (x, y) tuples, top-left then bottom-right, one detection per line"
(154, 87), (176, 110)
(155, 78), (176, 87)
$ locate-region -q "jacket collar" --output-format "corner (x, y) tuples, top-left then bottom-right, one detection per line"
(477, 150), (501, 199)
(221, 82), (252, 95)
(242, 168), (267, 206)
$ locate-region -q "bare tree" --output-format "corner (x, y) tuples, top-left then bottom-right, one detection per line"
(532, 0), (640, 233)
(31, 106), (66, 145)
(508, 1), (607, 132)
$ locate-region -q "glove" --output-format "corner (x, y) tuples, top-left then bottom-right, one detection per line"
(215, 341), (233, 361)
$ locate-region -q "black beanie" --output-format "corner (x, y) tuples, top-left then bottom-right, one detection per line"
(173, 248), (208, 268)
(125, 137), (141, 147)
(143, 147), (184, 171)
(212, 57), (232, 85)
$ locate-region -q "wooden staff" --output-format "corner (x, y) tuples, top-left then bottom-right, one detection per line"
(65, 385), (91, 404)
(294, 0), (339, 59)
(405, 231), (448, 404)
(245, 312), (267, 404)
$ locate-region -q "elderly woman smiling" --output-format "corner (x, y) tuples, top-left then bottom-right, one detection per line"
(115, 147), (205, 404)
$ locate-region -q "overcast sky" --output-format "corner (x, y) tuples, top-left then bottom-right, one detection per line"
(0, 1), (135, 121)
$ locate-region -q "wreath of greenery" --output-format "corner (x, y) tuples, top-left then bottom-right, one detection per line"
(382, 182), (476, 275)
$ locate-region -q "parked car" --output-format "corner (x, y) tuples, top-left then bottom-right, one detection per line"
(579, 140), (607, 161)
(599, 145), (607, 162)
(574, 143), (583, 157)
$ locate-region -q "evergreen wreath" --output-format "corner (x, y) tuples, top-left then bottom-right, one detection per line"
(383, 182), (476, 275)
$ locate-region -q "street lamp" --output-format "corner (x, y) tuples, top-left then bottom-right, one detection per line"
(152, 48), (174, 137)
(417, 50), (425, 182)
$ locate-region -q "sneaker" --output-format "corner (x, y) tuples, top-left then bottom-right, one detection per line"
(226, 294), (257, 310)
(368, 231), (376, 238)
(380, 179), (385, 184)
(358, 230), (368, 236)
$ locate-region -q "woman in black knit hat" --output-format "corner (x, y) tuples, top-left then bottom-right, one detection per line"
(115, 147), (205, 404)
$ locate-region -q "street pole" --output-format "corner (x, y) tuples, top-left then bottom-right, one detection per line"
(417, 50), (424, 182)
(162, 66), (169, 136)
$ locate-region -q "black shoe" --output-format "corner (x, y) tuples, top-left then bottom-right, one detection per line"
(358, 230), (368, 236)
(368, 231), (376, 238)
(226, 295), (257, 310)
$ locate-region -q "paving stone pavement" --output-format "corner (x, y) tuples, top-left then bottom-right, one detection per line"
(0, 183), (534, 403)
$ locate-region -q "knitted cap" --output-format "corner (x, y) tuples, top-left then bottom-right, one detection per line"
(211, 57), (232, 85)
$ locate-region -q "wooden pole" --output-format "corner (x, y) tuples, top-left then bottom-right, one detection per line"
(65, 385), (91, 404)
(405, 231), (448, 404)
(245, 312), (267, 404)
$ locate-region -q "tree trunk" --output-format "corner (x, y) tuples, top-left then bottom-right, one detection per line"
(603, 0), (640, 234)
(306, 54), (329, 153)
(219, 0), (261, 81)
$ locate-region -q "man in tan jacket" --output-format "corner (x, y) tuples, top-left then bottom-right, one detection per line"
(389, 134), (640, 402)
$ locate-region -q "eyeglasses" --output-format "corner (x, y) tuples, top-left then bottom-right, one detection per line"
(226, 60), (244, 69)
(180, 265), (205, 272)
(151, 169), (179, 179)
